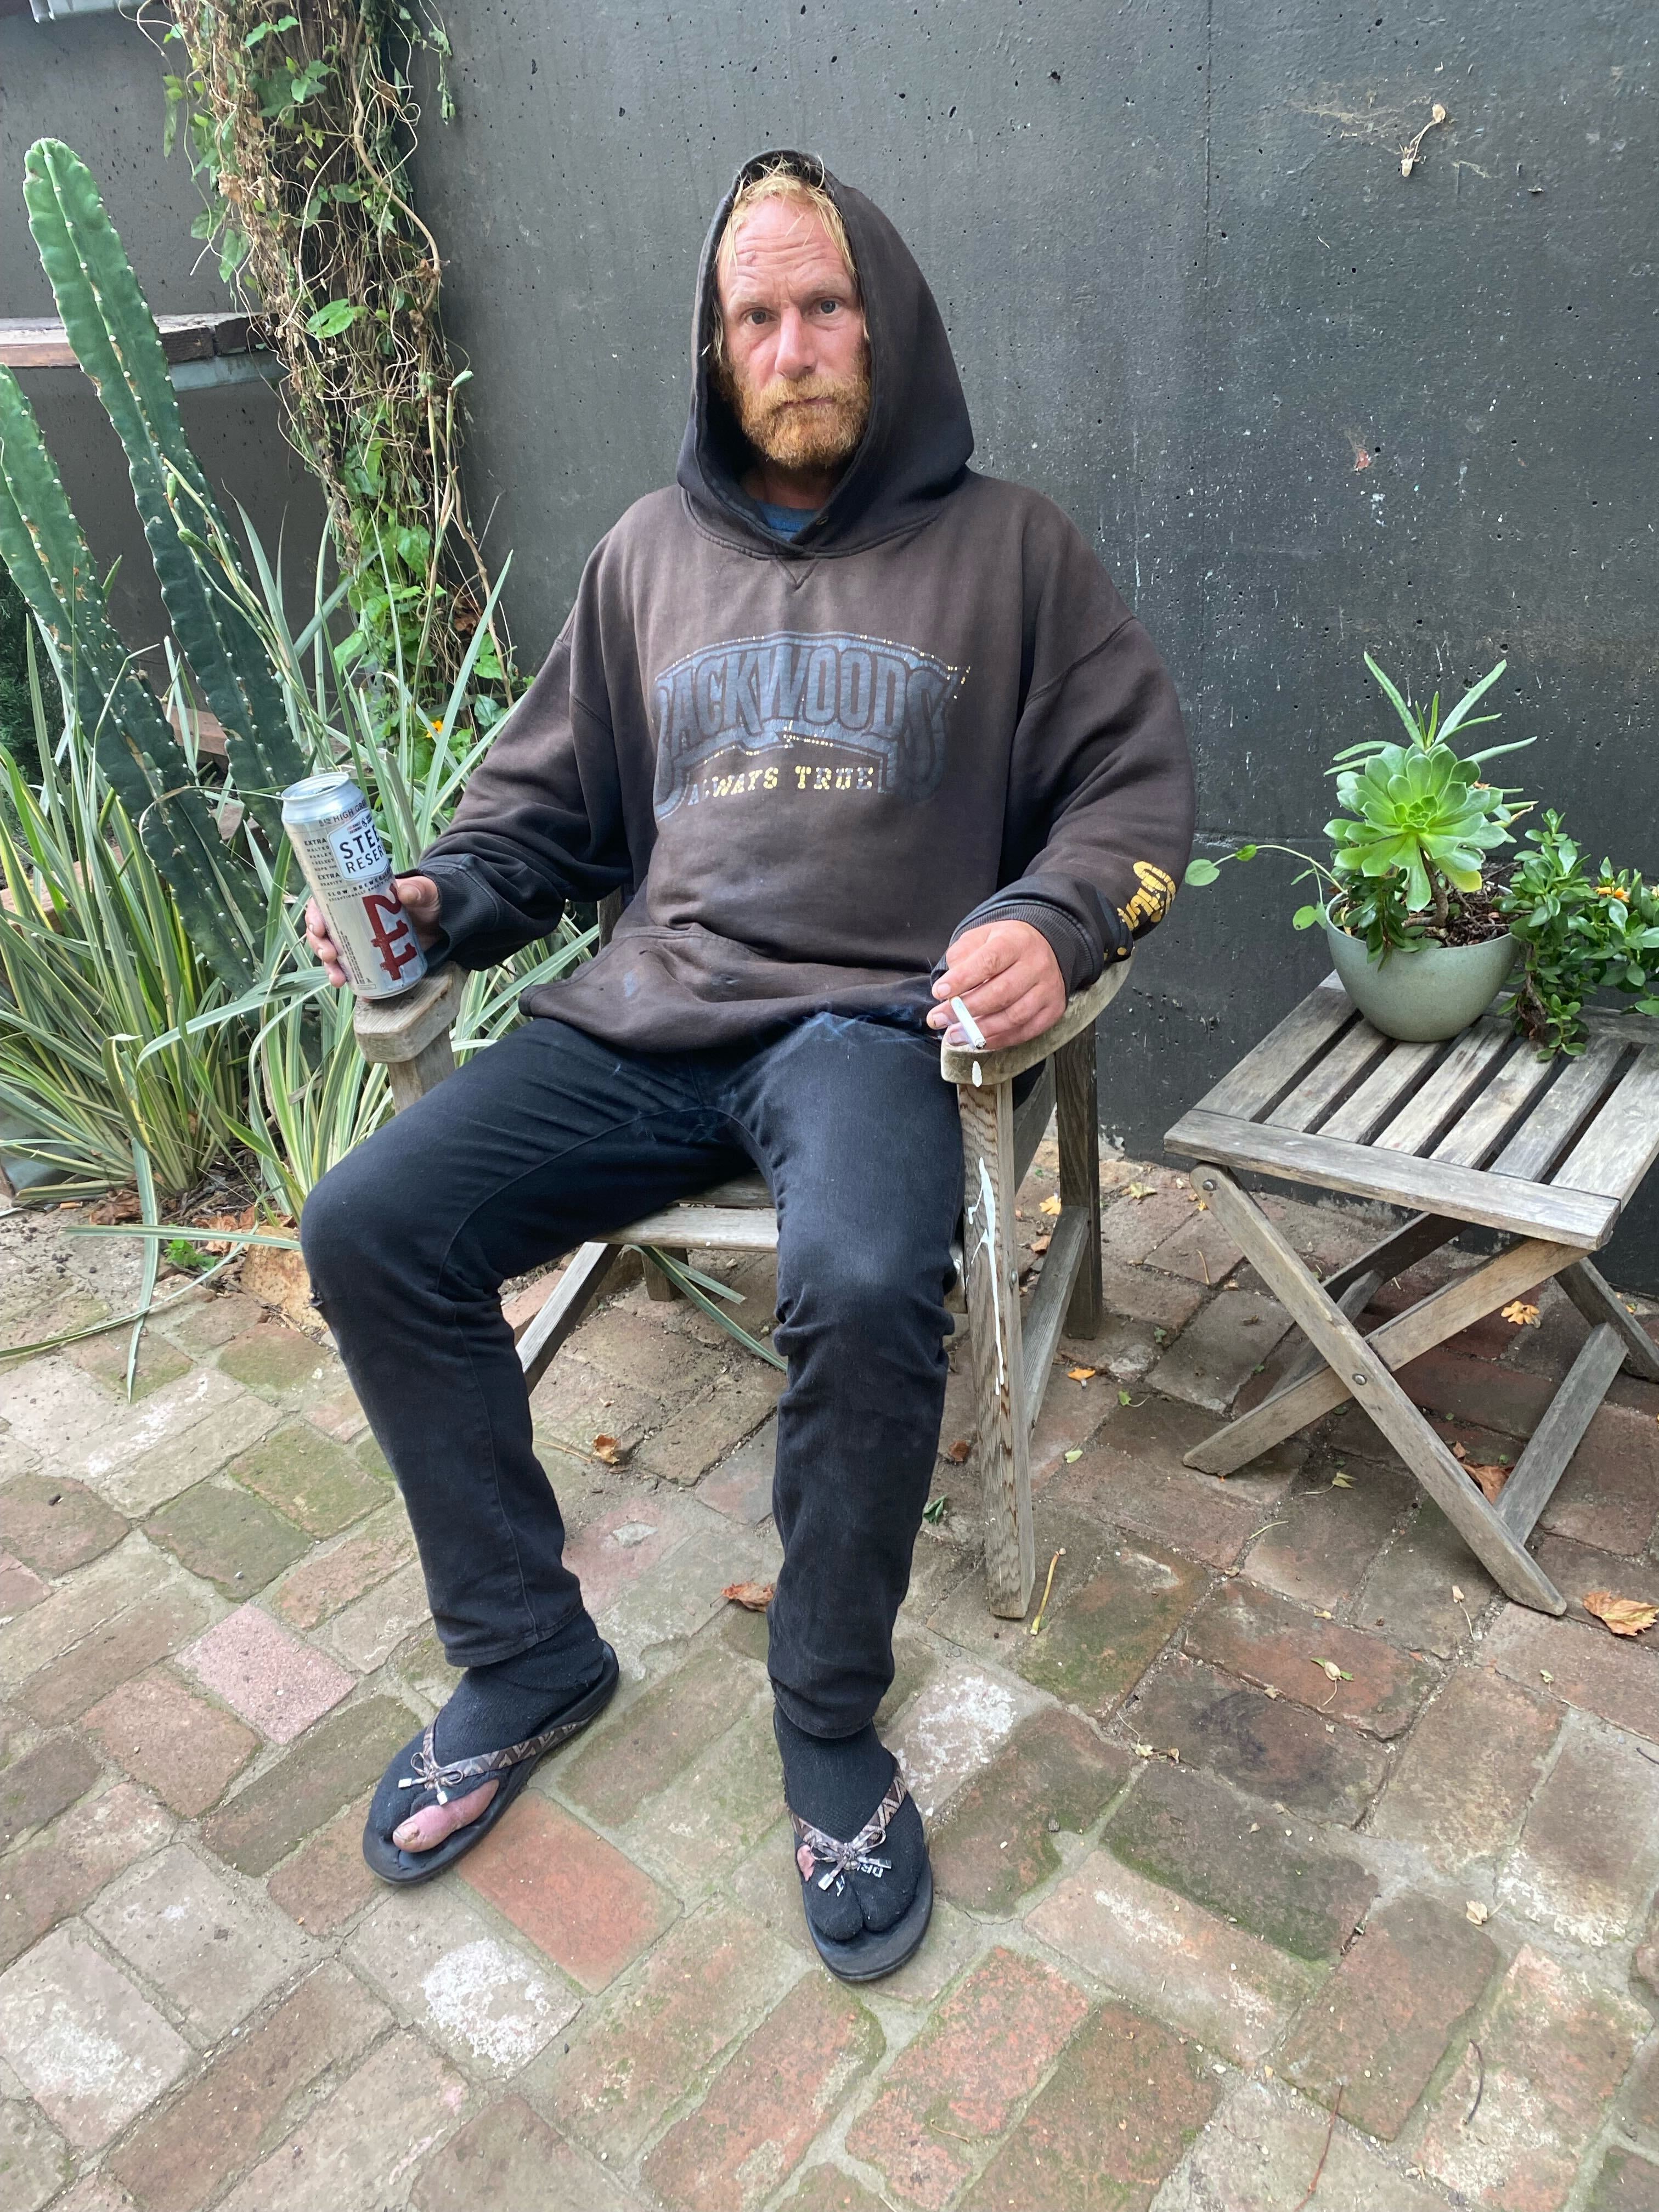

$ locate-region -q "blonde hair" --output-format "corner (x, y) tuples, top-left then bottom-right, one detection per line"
(708, 157), (857, 370)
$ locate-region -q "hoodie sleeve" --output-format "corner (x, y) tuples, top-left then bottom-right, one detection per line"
(946, 521), (1195, 997)
(415, 550), (633, 971)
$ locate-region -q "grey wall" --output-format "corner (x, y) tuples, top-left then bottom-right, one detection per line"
(0, 14), (326, 667)
(410, 0), (1657, 1274)
(4, 4), (1657, 1274)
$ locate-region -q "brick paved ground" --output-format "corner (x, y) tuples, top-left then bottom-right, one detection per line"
(2, 1147), (1658, 2211)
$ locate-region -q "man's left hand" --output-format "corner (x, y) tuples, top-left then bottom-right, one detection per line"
(928, 918), (1066, 1051)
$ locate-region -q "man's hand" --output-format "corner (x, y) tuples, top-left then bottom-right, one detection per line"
(928, 918), (1065, 1052)
(306, 873), (441, 988)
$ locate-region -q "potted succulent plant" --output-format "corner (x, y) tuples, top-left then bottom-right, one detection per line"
(1184, 654), (1532, 1042)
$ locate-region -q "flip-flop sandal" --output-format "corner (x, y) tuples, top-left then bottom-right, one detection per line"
(789, 1768), (934, 1983)
(364, 1642), (619, 1887)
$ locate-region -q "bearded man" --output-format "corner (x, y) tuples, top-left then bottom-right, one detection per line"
(302, 150), (1194, 1982)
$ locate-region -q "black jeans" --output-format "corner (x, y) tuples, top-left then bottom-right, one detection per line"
(301, 1011), (964, 1736)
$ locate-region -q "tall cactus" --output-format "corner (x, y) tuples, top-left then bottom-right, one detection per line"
(21, 139), (306, 848)
(0, 366), (261, 986)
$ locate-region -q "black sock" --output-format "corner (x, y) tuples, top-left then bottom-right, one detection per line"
(430, 1610), (608, 1770)
(774, 1707), (927, 1943)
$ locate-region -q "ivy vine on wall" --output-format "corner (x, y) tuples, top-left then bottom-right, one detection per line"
(149, 0), (514, 738)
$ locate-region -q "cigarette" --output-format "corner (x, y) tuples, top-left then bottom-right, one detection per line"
(950, 996), (986, 1049)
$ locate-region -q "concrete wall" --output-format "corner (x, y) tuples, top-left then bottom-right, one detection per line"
(4, 4), (1657, 1273)
(0, 14), (326, 667)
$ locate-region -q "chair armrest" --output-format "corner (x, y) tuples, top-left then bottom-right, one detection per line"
(938, 954), (1132, 1086)
(353, 964), (464, 1066)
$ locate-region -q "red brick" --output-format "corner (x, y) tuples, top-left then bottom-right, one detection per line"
(1497, 1718), (1659, 1946)
(1101, 1186), (1195, 1265)
(413, 2096), (640, 2212)
(1419, 1944), (1648, 2210)
(0, 1475), (128, 1575)
(560, 1642), (755, 1827)
(642, 1974), (884, 2211)
(0, 1730), (100, 1848)
(0, 1553), (48, 1618)
(165, 1288), (264, 1352)
(106, 1962), (387, 2212)
(143, 1480), (309, 1595)
(1361, 1494), (1500, 1659)
(1485, 1605), (1659, 1743)
(20, 1585), (216, 1725)
(1243, 1458), (1415, 1612)
(775, 2172), (888, 2212)
(1012, 1535), (1205, 1716)
(461, 1791), (674, 1993)
(962, 1999), (1222, 2211)
(1028, 1849), (1320, 2066)
(845, 1949), (1090, 2210)
(1539, 1399), (1659, 1555)
(201, 1694), (412, 1876)
(1183, 1581), (1438, 1737)
(229, 1422), (387, 1537)
(1148, 1289), (1295, 1415)
(1396, 1345), (1554, 1438)
(1144, 1209), (1244, 1284)
(1369, 1666), (1559, 1874)
(1532, 1532), (1659, 1620)
(635, 1365), (785, 1485)
(1277, 1894), (1499, 2139)
(558, 1494), (697, 1620)
(216, 1322), (335, 1398)
(544, 1900), (795, 2155)
(269, 1516), (416, 1632)
(266, 1794), (378, 1935)
(932, 1707), (1130, 1913)
(0, 1781), (173, 1969)
(570, 1304), (726, 1404)
(1104, 1758), (1376, 1962)
(1099, 1259), (1205, 1334)
(1590, 2149), (1659, 2212)
(82, 1667), (258, 1817)
(1122, 1652), (1389, 1826)
(1054, 1439), (1262, 1570)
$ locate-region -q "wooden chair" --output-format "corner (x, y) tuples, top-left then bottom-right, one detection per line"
(353, 900), (1130, 1617)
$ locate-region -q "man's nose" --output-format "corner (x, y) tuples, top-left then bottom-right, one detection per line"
(772, 307), (816, 379)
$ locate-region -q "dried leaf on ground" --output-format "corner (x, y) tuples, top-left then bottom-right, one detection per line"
(1500, 1300), (1542, 1328)
(1330, 1472), (1355, 1488)
(198, 1204), (261, 1254)
(723, 1581), (775, 1610)
(1124, 1181), (1155, 1200)
(87, 1188), (142, 1224)
(945, 1437), (972, 1464)
(1040, 1194), (1063, 1217)
(1465, 1459), (1510, 1503)
(1312, 1657), (1353, 1682)
(922, 1496), (950, 1526)
(1465, 1899), (1489, 1926)
(1067, 1365), (1097, 1384)
(1583, 1589), (1659, 1638)
(1063, 1447), (1084, 1463)
(1031, 1234), (1052, 1256)
(592, 1433), (630, 1466)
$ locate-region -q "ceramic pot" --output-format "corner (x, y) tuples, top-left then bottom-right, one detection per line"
(1323, 905), (1520, 1042)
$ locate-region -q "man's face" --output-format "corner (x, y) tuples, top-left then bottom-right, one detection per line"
(716, 195), (870, 473)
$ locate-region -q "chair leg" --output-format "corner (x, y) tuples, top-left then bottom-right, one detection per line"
(958, 1075), (1034, 1618)
(642, 1251), (684, 1302)
(1054, 1027), (1102, 1335)
(1557, 1259), (1659, 1381)
(517, 1242), (627, 1392)
(1193, 1166), (1565, 1615)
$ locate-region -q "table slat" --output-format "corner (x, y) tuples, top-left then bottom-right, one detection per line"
(1165, 1108), (1616, 1245)
(1551, 1044), (1659, 1204)
(1488, 1035), (1628, 1181)
(1318, 1037), (1444, 1144)
(1192, 979), (1356, 1120)
(1432, 1036), (1560, 1167)
(1373, 1021), (1514, 1156)
(1266, 1019), (1391, 1131)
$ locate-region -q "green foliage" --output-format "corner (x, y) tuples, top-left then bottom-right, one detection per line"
(0, 566), (37, 782)
(1500, 814), (1659, 1057)
(1324, 656), (1528, 924)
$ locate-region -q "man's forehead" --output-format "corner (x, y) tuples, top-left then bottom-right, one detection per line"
(720, 198), (854, 298)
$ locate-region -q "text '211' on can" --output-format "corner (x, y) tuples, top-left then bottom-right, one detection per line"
(281, 771), (427, 1000)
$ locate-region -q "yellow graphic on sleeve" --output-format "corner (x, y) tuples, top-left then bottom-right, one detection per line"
(1119, 861), (1178, 932)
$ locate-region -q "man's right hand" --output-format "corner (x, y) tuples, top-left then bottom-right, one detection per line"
(306, 873), (442, 987)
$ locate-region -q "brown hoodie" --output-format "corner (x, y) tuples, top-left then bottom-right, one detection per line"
(418, 150), (1195, 1049)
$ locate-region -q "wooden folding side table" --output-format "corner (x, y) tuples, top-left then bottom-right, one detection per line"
(1164, 974), (1659, 1614)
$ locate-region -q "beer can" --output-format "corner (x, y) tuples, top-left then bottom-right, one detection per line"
(281, 771), (428, 1000)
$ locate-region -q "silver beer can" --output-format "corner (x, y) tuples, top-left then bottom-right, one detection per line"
(281, 770), (428, 1000)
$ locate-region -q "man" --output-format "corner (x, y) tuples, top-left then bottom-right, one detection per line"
(302, 150), (1194, 1982)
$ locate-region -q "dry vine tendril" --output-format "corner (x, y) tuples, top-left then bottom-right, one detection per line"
(145, 0), (512, 736)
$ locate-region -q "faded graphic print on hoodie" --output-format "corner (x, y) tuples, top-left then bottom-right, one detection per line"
(417, 150), (1197, 1050)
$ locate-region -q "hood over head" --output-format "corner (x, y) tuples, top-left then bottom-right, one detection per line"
(675, 150), (974, 556)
